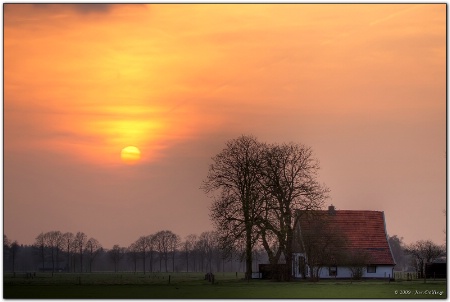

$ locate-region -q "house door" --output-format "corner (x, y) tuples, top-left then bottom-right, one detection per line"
(298, 256), (306, 279)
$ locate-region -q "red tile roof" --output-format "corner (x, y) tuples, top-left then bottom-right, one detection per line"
(297, 210), (395, 266)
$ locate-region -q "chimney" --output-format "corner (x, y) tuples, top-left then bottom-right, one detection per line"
(328, 204), (336, 215)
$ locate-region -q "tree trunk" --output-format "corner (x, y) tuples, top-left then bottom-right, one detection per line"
(193, 252), (196, 272)
(172, 252), (175, 272)
(67, 248), (70, 273)
(41, 246), (45, 272)
(51, 246), (55, 276)
(245, 228), (252, 280)
(150, 250), (153, 273)
(80, 247), (83, 273)
(186, 251), (189, 272)
(142, 250), (146, 274)
(165, 253), (168, 272)
(284, 229), (293, 281)
(12, 251), (15, 274)
(56, 248), (60, 274)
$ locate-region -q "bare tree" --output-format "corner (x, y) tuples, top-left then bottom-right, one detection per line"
(85, 238), (102, 273)
(10, 241), (19, 275)
(388, 235), (408, 271)
(73, 232), (87, 273)
(108, 244), (125, 273)
(44, 231), (63, 276)
(4, 235), (11, 271)
(34, 233), (46, 272)
(170, 233), (181, 272)
(258, 142), (328, 281)
(54, 231), (64, 273)
(154, 230), (178, 272)
(197, 231), (219, 273)
(128, 242), (140, 273)
(4, 234), (11, 248)
(405, 240), (446, 278)
(183, 234), (197, 272)
(148, 235), (156, 273)
(203, 135), (265, 279)
(195, 236), (206, 272)
(134, 236), (151, 274)
(62, 232), (75, 272)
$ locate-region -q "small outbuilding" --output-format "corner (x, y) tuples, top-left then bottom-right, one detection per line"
(425, 258), (446, 279)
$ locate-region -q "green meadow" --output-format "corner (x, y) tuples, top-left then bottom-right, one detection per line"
(3, 272), (447, 299)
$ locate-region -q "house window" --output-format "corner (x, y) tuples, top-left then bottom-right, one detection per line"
(329, 266), (337, 276)
(367, 265), (377, 273)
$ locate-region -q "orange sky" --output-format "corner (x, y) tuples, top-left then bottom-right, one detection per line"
(4, 4), (446, 248)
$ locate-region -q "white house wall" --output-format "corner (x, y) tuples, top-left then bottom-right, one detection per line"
(316, 266), (394, 279)
(292, 253), (394, 279)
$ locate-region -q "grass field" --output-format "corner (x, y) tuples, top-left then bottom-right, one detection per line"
(3, 272), (447, 299)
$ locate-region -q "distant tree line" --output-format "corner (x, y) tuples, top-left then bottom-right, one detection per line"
(3, 231), (268, 275)
(4, 231), (444, 280)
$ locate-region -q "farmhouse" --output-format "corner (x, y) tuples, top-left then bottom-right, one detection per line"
(292, 205), (396, 279)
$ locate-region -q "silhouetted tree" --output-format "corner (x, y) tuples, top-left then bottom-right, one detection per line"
(44, 231), (63, 276)
(388, 235), (408, 271)
(134, 236), (151, 274)
(183, 234), (197, 272)
(55, 231), (64, 273)
(62, 232), (75, 272)
(154, 230), (178, 272)
(4, 234), (11, 248)
(128, 242), (140, 273)
(148, 235), (156, 273)
(170, 233), (181, 272)
(405, 240), (445, 278)
(4, 235), (11, 270)
(34, 233), (46, 271)
(10, 241), (19, 275)
(203, 135), (265, 280)
(108, 245), (125, 273)
(73, 232), (87, 273)
(197, 231), (219, 273)
(258, 142), (329, 281)
(85, 237), (102, 273)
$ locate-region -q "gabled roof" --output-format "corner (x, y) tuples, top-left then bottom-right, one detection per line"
(296, 210), (395, 266)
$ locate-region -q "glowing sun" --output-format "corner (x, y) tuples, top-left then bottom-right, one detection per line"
(121, 146), (141, 164)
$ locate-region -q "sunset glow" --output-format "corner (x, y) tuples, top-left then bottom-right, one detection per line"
(121, 146), (141, 164)
(4, 4), (445, 249)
